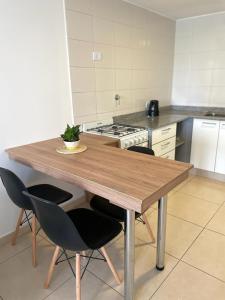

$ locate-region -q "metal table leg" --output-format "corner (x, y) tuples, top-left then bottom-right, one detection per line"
(156, 195), (168, 270)
(124, 209), (135, 300)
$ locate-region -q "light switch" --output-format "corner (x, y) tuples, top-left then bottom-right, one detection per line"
(92, 51), (102, 61)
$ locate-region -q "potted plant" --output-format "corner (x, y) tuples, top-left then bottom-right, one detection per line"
(61, 124), (80, 150)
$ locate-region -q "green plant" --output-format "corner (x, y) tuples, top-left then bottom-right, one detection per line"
(61, 124), (80, 142)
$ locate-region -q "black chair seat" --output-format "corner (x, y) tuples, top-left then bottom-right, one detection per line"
(67, 208), (122, 250)
(90, 195), (141, 223)
(28, 184), (72, 205)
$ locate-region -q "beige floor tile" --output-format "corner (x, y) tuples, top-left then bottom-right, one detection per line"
(0, 231), (42, 264)
(206, 204), (225, 236)
(45, 270), (123, 300)
(173, 174), (194, 191)
(179, 176), (225, 204)
(136, 211), (202, 259)
(150, 176), (194, 210)
(168, 192), (219, 226)
(86, 235), (178, 299)
(151, 261), (225, 300)
(0, 239), (73, 300)
(183, 229), (225, 282)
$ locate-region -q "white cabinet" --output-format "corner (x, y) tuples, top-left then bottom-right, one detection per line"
(152, 123), (177, 160)
(190, 119), (220, 172)
(215, 122), (225, 174)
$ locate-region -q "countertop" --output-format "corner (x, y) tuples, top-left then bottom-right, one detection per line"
(6, 133), (192, 213)
(115, 107), (225, 130)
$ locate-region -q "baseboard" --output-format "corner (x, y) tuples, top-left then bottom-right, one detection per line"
(190, 168), (225, 183)
(0, 195), (87, 247)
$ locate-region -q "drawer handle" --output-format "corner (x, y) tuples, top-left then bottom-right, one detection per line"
(162, 128), (171, 132)
(202, 122), (217, 126)
(161, 142), (170, 148)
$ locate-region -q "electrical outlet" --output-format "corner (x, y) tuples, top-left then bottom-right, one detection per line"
(92, 51), (102, 61)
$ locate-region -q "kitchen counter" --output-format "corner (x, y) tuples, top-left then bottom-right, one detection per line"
(115, 106), (225, 130)
(6, 133), (192, 213)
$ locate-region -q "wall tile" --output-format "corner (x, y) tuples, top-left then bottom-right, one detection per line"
(188, 86), (211, 106)
(214, 51), (225, 68)
(66, 0), (175, 120)
(212, 70), (225, 85)
(93, 0), (115, 20)
(211, 87), (225, 107)
(66, 11), (93, 41)
(114, 47), (132, 69)
(189, 70), (212, 87)
(96, 91), (115, 113)
(190, 52), (215, 70)
(95, 69), (115, 91)
(69, 40), (94, 67)
(65, 0), (93, 14)
(70, 68), (95, 92)
(115, 69), (132, 90)
(93, 18), (114, 45)
(114, 23), (131, 48)
(173, 15), (225, 107)
(73, 92), (97, 116)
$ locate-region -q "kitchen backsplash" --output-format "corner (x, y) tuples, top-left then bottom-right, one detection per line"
(172, 12), (225, 107)
(64, 0), (175, 123)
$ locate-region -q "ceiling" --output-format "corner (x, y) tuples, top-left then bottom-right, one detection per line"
(124, 0), (225, 20)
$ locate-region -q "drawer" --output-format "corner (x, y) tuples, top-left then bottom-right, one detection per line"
(161, 149), (175, 160)
(152, 123), (177, 145)
(152, 136), (176, 156)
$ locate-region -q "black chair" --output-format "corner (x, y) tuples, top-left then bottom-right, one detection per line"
(0, 167), (73, 267)
(90, 146), (155, 243)
(23, 191), (122, 300)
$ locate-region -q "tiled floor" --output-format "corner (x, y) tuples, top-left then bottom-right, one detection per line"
(1, 175), (225, 299)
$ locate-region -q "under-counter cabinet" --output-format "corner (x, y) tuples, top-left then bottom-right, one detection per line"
(152, 123), (177, 159)
(190, 119), (220, 172)
(215, 122), (225, 174)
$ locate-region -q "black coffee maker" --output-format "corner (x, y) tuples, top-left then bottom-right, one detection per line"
(148, 100), (159, 117)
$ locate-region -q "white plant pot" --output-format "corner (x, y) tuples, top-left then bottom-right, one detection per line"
(64, 140), (80, 150)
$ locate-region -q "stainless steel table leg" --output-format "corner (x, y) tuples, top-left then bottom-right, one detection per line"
(124, 209), (135, 300)
(156, 195), (168, 271)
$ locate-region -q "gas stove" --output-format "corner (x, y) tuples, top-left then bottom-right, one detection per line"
(82, 119), (149, 149)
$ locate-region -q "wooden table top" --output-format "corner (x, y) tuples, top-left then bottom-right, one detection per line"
(6, 133), (192, 213)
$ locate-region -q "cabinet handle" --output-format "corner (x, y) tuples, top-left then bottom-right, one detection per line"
(161, 142), (170, 148)
(202, 122), (217, 125)
(161, 128), (171, 132)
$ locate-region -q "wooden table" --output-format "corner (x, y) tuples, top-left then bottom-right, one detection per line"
(7, 133), (192, 299)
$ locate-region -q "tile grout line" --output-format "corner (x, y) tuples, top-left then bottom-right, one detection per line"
(182, 260), (225, 284)
(149, 182), (225, 299)
(176, 189), (225, 205)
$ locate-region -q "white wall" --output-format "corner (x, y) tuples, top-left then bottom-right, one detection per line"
(172, 13), (225, 107)
(0, 0), (83, 238)
(65, 0), (176, 124)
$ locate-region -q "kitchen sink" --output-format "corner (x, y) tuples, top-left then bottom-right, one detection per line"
(204, 112), (225, 117)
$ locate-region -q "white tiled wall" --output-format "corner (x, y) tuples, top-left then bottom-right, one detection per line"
(65, 0), (175, 123)
(172, 13), (225, 107)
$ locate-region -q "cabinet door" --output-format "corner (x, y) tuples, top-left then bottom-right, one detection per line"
(215, 122), (225, 174)
(190, 119), (219, 171)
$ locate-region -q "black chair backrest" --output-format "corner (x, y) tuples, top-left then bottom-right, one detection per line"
(127, 146), (155, 156)
(0, 167), (32, 210)
(23, 191), (88, 251)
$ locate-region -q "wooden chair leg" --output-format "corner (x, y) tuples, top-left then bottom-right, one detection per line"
(44, 246), (60, 289)
(100, 247), (121, 285)
(142, 213), (155, 243)
(32, 214), (37, 267)
(11, 208), (25, 246)
(76, 253), (81, 300)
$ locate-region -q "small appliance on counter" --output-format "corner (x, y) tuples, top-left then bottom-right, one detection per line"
(147, 100), (159, 117)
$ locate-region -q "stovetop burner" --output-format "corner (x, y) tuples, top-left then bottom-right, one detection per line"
(86, 123), (145, 138)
